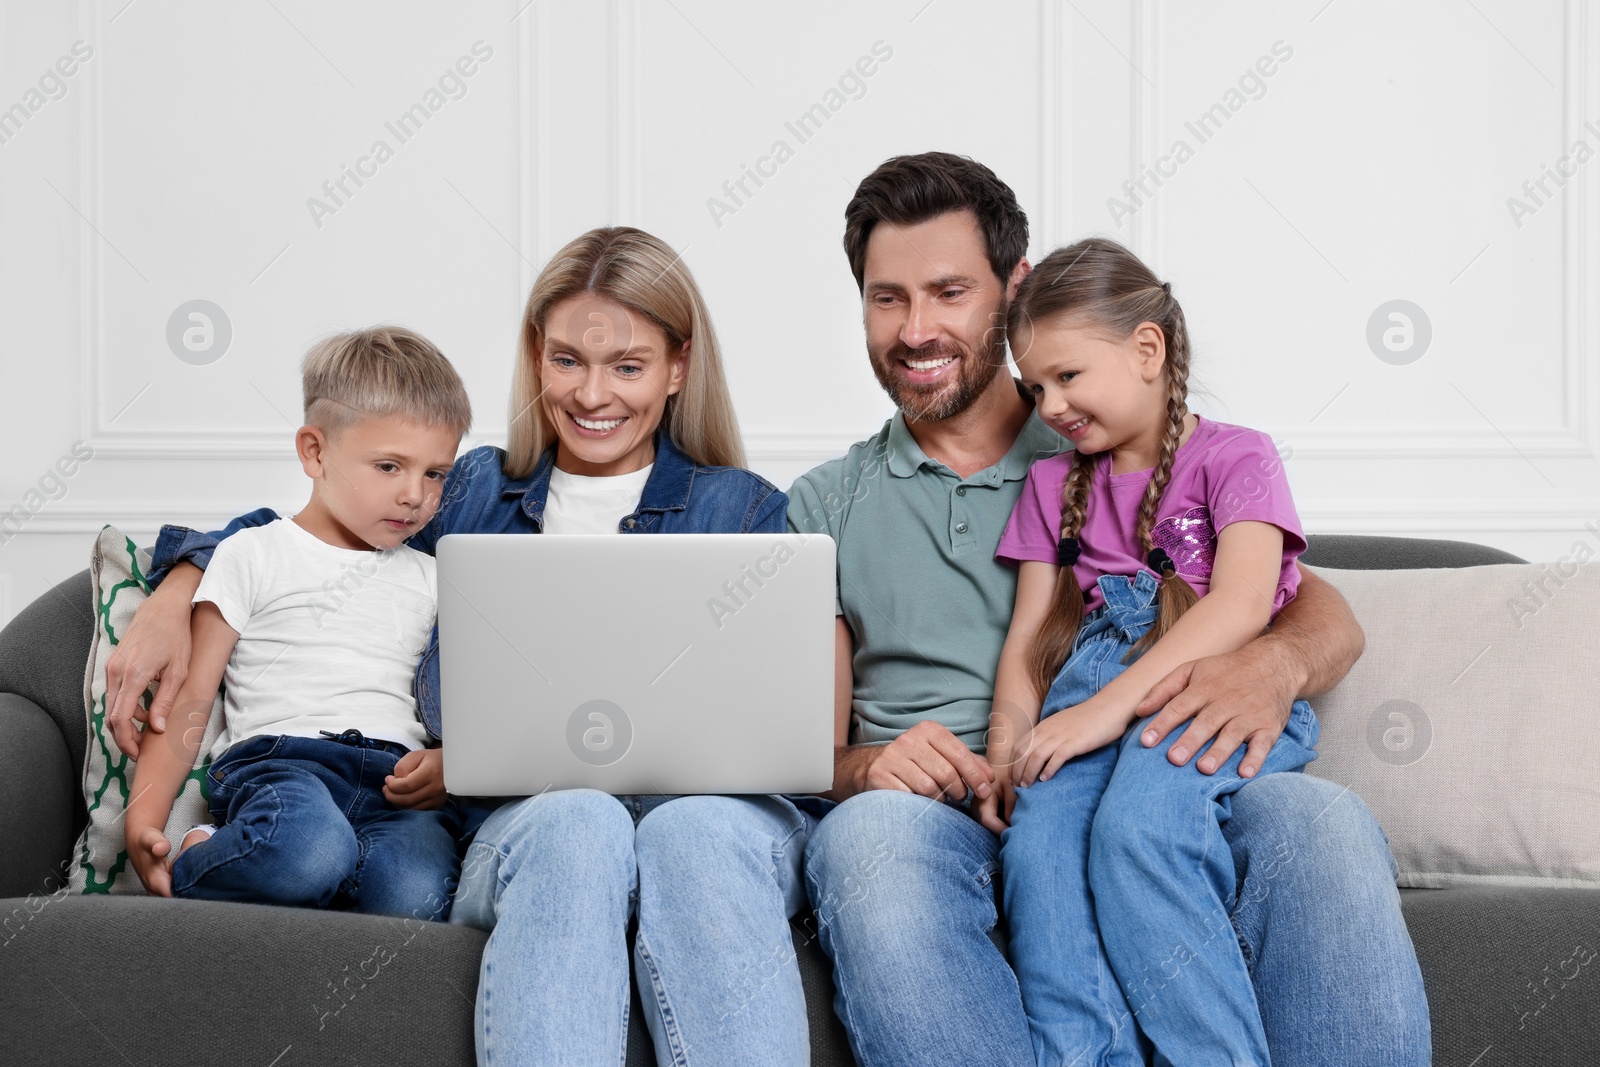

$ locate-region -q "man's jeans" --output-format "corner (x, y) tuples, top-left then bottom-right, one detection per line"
(171, 733), (458, 921)
(806, 596), (1431, 1067)
(450, 790), (813, 1067)
(1002, 570), (1320, 1066)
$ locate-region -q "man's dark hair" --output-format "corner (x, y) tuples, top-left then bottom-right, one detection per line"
(843, 151), (1028, 292)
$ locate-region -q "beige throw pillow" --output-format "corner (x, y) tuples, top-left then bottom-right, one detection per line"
(1309, 562), (1600, 888)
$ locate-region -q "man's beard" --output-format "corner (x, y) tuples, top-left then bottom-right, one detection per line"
(871, 313), (1009, 423)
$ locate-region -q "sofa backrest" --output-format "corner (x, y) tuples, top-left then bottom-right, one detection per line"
(1302, 533), (1525, 570)
(0, 535), (1531, 844)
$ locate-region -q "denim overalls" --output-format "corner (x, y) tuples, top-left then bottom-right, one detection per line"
(1002, 568), (1320, 1066)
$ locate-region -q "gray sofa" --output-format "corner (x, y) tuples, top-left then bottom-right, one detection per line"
(1, 534), (1595, 1065)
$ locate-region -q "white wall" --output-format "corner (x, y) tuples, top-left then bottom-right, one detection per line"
(2, 0), (1596, 626)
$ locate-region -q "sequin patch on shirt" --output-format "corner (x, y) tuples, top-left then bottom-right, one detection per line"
(1152, 505), (1216, 580)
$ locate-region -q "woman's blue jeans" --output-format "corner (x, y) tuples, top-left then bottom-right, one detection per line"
(449, 790), (814, 1067)
(1003, 570), (1320, 1065)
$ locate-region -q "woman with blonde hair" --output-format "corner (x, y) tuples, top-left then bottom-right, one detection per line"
(433, 227), (816, 1067)
(113, 227), (819, 1066)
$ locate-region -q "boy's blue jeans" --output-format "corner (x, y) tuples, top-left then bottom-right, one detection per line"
(170, 732), (459, 921)
(1002, 570), (1320, 1066)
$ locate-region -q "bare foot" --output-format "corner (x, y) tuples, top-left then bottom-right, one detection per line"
(175, 825), (216, 860)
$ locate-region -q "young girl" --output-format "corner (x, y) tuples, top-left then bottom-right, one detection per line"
(982, 237), (1320, 1066)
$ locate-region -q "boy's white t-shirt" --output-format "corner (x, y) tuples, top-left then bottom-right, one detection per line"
(193, 518), (435, 758)
(542, 463), (652, 534)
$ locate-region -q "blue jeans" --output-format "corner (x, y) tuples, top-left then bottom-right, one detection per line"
(806, 584), (1430, 1066)
(806, 791), (1035, 1066)
(171, 732), (459, 921)
(1003, 571), (1320, 1065)
(449, 790), (814, 1067)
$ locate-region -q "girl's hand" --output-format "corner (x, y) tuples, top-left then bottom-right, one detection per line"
(1122, 521), (1300, 777)
(384, 748), (447, 810)
(1017, 697), (1131, 786)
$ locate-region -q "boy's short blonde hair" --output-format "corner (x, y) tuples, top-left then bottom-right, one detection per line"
(301, 326), (472, 439)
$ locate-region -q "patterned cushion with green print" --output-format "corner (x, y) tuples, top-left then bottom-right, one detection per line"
(69, 525), (223, 894)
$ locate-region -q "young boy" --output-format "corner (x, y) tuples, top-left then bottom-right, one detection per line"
(127, 326), (470, 921)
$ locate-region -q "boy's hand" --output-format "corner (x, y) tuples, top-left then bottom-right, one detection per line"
(1017, 696), (1131, 786)
(385, 748), (446, 810)
(128, 826), (174, 897)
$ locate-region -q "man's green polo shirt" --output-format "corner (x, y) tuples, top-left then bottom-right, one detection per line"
(787, 397), (1068, 751)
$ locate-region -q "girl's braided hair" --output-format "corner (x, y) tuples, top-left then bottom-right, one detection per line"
(1007, 238), (1198, 698)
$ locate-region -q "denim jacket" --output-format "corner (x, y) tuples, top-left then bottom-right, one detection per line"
(149, 431), (788, 738)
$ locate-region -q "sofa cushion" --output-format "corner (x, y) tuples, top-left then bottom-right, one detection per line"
(0, 896), (854, 1067)
(68, 527), (223, 895)
(1309, 562), (1600, 887)
(1400, 886), (1600, 1065)
(0, 895), (484, 1064)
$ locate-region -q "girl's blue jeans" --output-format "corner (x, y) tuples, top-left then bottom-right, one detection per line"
(170, 732), (459, 921)
(1002, 570), (1321, 1067)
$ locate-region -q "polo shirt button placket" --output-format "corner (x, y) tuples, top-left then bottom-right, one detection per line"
(949, 480), (975, 548)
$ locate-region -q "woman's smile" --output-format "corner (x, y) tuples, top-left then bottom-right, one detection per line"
(567, 411), (629, 436)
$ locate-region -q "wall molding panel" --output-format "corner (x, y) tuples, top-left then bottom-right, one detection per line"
(71, 5), (535, 461)
(7, 0), (1598, 627)
(1135, 0), (1596, 463)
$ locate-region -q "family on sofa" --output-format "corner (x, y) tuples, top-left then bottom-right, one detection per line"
(102, 152), (1431, 1067)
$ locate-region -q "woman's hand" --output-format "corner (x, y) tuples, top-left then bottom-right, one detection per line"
(1016, 696), (1131, 786)
(385, 748), (447, 810)
(105, 563), (202, 759)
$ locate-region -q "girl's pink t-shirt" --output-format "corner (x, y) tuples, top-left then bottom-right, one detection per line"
(996, 416), (1306, 614)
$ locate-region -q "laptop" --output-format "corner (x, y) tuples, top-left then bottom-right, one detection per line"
(436, 532), (837, 796)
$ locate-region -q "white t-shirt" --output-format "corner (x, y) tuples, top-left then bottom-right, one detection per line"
(193, 518), (435, 757)
(542, 463), (652, 534)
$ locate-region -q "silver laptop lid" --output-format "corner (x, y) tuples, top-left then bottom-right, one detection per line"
(438, 532), (836, 796)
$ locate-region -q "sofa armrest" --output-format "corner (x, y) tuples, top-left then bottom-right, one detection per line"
(0, 693), (76, 897)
